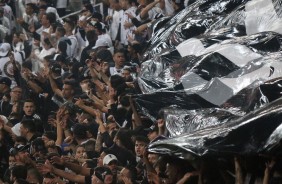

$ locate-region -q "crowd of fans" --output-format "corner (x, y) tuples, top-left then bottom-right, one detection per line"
(0, 0), (281, 184)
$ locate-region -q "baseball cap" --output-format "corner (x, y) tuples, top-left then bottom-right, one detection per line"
(0, 43), (10, 57)
(9, 144), (30, 156)
(92, 38), (110, 50)
(103, 154), (118, 165)
(0, 77), (11, 87)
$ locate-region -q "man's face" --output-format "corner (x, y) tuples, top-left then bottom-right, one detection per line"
(41, 14), (48, 26)
(106, 122), (118, 133)
(119, 0), (127, 9)
(135, 140), (147, 157)
(23, 102), (35, 116)
(122, 69), (131, 80)
(9, 156), (16, 168)
(19, 123), (28, 137)
(113, 52), (125, 67)
(62, 84), (74, 100)
(25, 5), (34, 15)
(10, 87), (22, 102)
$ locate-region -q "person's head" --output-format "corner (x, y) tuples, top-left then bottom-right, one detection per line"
(88, 21), (103, 35)
(0, 77), (11, 92)
(164, 157), (194, 184)
(10, 86), (22, 103)
(103, 154), (118, 175)
(41, 12), (56, 27)
(121, 67), (133, 82)
(106, 115), (119, 133)
(114, 128), (134, 151)
(72, 122), (89, 142)
(148, 153), (159, 166)
(9, 155), (16, 168)
(86, 29), (97, 43)
(10, 165), (27, 183)
(119, 0), (132, 9)
(13, 32), (23, 44)
(146, 124), (159, 141)
(92, 166), (113, 184)
(20, 119), (36, 138)
(119, 164), (137, 183)
(62, 81), (75, 100)
(113, 49), (125, 68)
(110, 0), (121, 11)
(43, 38), (52, 50)
(92, 12), (103, 22)
(42, 131), (56, 147)
(27, 168), (43, 184)
(0, 43), (11, 57)
(14, 136), (27, 147)
(55, 26), (66, 39)
(42, 55), (54, 68)
(30, 137), (47, 159)
(135, 136), (149, 157)
(63, 18), (75, 33)
(25, 3), (36, 15)
(23, 99), (36, 116)
(74, 145), (86, 159)
(79, 75), (91, 93)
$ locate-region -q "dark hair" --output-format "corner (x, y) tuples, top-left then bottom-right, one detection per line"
(31, 137), (47, 153)
(64, 18), (75, 30)
(114, 48), (125, 55)
(43, 38), (52, 46)
(15, 136), (27, 145)
(21, 119), (36, 133)
(24, 99), (35, 105)
(56, 26), (66, 36)
(51, 23), (59, 33)
(115, 128), (134, 152)
(46, 12), (56, 24)
(58, 41), (68, 55)
(63, 80), (76, 88)
(43, 55), (55, 63)
(11, 165), (27, 180)
(26, 3), (37, 11)
(86, 30), (97, 42)
(43, 131), (56, 141)
(124, 164), (138, 181)
(135, 136), (150, 145)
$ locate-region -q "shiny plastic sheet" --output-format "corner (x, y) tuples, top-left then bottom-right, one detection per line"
(148, 97), (282, 157)
(136, 0), (282, 158)
(144, 0), (248, 59)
